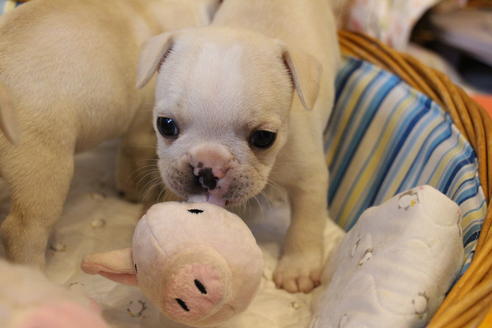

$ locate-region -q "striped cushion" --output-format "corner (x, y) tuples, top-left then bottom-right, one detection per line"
(325, 57), (487, 274)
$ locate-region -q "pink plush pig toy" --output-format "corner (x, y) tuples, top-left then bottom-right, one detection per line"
(81, 202), (263, 327)
(0, 259), (108, 328)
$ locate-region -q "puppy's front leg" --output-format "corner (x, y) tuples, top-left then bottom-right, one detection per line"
(273, 153), (337, 293)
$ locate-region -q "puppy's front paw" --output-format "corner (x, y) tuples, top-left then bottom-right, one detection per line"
(273, 251), (322, 293)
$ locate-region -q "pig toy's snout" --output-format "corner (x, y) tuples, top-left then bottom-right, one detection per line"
(173, 277), (216, 312)
(163, 262), (228, 322)
(160, 249), (232, 325)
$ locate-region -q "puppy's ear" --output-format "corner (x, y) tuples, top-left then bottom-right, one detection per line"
(281, 47), (322, 111)
(136, 32), (174, 89)
(81, 248), (137, 286)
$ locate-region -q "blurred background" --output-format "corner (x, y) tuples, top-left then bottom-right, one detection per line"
(2, 0), (491, 112)
(334, 0), (492, 115)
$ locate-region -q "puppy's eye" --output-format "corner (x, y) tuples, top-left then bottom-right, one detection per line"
(249, 130), (277, 149)
(157, 117), (179, 138)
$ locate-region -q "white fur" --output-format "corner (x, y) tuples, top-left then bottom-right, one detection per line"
(138, 0), (341, 293)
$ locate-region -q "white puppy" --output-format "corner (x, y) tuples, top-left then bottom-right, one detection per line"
(137, 0), (341, 293)
(0, 0), (221, 267)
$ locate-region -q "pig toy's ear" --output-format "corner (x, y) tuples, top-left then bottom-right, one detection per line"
(81, 249), (137, 286)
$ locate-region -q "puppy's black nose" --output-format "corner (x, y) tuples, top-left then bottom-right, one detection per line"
(197, 168), (218, 190)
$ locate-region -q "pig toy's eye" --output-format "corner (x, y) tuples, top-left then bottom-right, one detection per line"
(188, 209), (204, 214)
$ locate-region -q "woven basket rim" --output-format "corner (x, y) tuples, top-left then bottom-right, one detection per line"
(338, 30), (492, 328)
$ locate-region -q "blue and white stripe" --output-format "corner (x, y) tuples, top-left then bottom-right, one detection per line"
(326, 57), (487, 274)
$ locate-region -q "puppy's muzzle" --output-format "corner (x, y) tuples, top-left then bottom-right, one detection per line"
(188, 143), (234, 196)
(196, 168), (218, 190)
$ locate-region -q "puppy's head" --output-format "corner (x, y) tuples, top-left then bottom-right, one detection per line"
(137, 27), (322, 206)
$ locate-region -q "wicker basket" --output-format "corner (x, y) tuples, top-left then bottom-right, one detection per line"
(339, 30), (492, 328)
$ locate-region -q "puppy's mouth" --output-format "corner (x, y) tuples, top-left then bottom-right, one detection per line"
(188, 192), (228, 207)
(189, 169), (232, 207)
(206, 193), (228, 207)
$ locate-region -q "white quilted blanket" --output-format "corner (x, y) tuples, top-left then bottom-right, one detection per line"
(0, 140), (345, 328)
(0, 141), (463, 328)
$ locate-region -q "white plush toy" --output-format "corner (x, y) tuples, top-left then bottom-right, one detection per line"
(82, 202), (264, 328)
(0, 259), (109, 328)
(311, 185), (464, 328)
